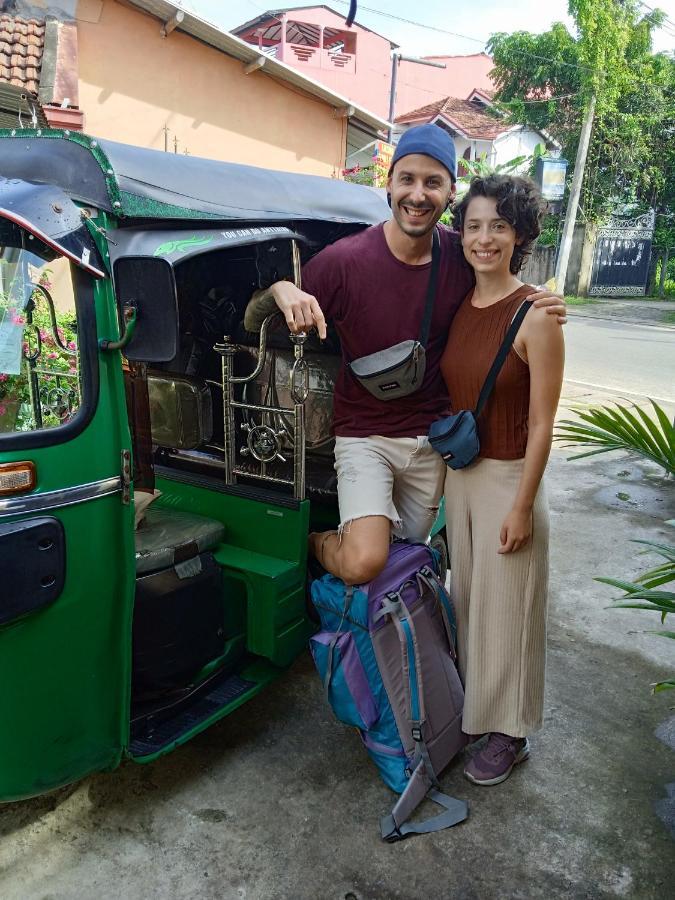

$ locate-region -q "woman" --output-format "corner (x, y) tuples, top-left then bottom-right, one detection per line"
(440, 174), (564, 786)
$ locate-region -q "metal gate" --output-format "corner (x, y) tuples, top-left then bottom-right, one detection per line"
(589, 209), (655, 296)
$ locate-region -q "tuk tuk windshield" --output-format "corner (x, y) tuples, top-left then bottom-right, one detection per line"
(0, 241), (82, 435)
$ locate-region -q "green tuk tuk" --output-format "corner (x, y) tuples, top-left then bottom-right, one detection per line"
(0, 130), (448, 802)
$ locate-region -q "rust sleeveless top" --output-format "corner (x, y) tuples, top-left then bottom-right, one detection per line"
(440, 284), (535, 460)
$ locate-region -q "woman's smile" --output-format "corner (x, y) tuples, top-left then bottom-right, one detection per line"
(461, 195), (518, 277)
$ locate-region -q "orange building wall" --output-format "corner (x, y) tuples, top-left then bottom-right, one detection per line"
(74, 0), (349, 176)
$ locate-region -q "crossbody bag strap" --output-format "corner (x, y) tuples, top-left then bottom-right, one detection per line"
(474, 298), (533, 419)
(418, 228), (441, 348)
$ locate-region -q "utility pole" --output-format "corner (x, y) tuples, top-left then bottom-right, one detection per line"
(554, 92), (596, 294)
(387, 54), (446, 143)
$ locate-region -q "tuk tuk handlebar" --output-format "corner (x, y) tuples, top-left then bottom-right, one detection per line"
(99, 302), (137, 351)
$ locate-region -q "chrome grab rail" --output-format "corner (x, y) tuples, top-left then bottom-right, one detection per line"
(213, 240), (308, 500)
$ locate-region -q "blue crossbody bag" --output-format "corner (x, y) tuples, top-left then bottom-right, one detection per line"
(428, 299), (533, 470)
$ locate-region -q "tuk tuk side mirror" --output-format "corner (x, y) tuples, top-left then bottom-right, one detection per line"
(110, 257), (179, 363)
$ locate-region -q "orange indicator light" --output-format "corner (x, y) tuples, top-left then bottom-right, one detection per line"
(0, 462), (37, 496)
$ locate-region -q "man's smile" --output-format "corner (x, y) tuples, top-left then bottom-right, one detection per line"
(401, 205), (432, 219)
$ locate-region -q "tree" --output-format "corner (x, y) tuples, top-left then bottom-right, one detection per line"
(488, 2), (674, 226)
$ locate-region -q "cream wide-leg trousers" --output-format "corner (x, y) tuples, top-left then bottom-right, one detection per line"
(444, 457), (549, 738)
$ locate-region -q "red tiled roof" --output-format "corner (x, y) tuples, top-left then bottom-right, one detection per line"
(0, 14), (45, 95)
(395, 95), (508, 141)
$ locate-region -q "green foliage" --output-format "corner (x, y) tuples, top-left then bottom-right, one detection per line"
(538, 213), (560, 246)
(595, 527), (675, 693)
(555, 399), (675, 475)
(343, 161), (388, 187)
(0, 272), (80, 432)
(568, 0), (636, 107)
(488, 2), (675, 224)
(456, 144), (547, 195)
(458, 152), (528, 180)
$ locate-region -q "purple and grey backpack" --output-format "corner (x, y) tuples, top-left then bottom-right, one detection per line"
(310, 541), (468, 840)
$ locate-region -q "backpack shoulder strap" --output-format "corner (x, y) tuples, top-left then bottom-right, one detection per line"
(381, 775), (468, 841)
(377, 579), (468, 841)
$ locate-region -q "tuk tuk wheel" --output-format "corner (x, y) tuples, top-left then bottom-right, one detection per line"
(429, 528), (449, 585)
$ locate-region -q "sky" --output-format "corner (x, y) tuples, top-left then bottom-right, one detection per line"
(178, 0), (675, 57)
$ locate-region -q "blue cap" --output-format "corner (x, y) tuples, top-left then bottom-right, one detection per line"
(390, 124), (457, 181)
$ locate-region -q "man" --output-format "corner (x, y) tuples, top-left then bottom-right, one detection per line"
(246, 125), (565, 584)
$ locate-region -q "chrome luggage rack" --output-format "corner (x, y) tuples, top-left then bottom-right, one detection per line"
(213, 242), (309, 500)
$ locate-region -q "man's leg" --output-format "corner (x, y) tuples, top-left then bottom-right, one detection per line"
(391, 437), (446, 542)
(310, 437), (407, 585)
(310, 516), (391, 585)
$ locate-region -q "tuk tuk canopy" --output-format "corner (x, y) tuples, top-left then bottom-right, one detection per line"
(0, 129), (389, 226)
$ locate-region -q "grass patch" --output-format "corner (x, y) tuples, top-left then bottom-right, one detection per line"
(663, 310), (675, 326)
(565, 295), (600, 306)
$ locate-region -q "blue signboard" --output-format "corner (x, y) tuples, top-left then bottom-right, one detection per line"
(535, 157), (568, 201)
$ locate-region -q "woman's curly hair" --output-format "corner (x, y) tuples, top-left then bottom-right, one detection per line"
(452, 175), (547, 274)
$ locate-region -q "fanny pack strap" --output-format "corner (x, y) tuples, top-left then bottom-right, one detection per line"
(418, 228), (441, 347)
(474, 298), (534, 419)
(344, 227), (440, 367)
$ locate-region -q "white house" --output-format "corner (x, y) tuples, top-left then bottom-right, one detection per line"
(393, 90), (559, 178)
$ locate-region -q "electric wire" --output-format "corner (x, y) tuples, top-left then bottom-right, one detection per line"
(328, 0), (674, 84)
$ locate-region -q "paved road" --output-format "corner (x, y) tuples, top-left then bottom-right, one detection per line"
(565, 317), (675, 404)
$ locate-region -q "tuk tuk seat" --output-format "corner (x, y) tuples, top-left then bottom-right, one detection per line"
(135, 506), (225, 576)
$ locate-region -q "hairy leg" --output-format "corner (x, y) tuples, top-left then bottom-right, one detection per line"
(310, 515), (391, 585)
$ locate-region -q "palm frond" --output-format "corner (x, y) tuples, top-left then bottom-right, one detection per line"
(652, 679), (675, 694)
(554, 400), (675, 475)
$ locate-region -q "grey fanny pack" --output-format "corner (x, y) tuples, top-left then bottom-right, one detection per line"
(348, 229), (440, 401)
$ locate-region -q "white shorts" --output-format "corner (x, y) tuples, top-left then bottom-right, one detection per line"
(333, 435), (446, 542)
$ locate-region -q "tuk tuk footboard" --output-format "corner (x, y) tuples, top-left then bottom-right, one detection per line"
(153, 471), (313, 665)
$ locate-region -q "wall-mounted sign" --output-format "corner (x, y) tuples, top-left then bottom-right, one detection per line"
(535, 157), (568, 201)
(372, 140), (394, 187)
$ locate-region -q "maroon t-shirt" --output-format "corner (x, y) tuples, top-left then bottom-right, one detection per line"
(302, 223), (474, 438)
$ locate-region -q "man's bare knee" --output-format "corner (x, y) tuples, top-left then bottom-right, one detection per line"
(340, 543), (389, 585)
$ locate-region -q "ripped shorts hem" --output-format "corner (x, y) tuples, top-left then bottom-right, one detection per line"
(337, 514), (402, 539)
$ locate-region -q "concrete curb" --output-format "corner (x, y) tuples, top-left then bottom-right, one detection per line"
(567, 309), (675, 329)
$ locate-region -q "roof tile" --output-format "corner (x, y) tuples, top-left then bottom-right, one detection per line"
(395, 95), (508, 140)
(0, 14), (45, 93)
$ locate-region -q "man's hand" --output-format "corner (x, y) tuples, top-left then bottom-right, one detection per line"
(270, 281), (327, 339)
(530, 287), (567, 325)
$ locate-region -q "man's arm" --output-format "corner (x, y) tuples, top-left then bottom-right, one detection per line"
(244, 281), (327, 339)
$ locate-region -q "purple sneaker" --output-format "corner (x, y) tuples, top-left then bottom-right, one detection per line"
(464, 732), (530, 786)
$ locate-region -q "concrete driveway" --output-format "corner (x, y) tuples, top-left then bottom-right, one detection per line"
(1, 441), (673, 900)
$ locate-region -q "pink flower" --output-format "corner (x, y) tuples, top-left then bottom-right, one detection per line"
(0, 373), (7, 382)
(11, 315), (25, 326)
(47, 352), (57, 360)
(0, 404), (6, 416)
(68, 341), (76, 350)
